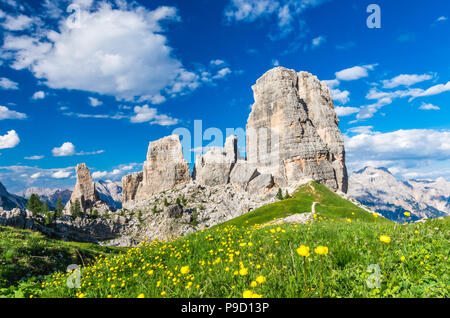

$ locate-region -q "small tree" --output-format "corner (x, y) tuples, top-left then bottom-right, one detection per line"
(285, 190), (290, 199)
(276, 188), (283, 200)
(163, 198), (169, 207)
(71, 199), (83, 219)
(152, 205), (158, 214)
(27, 194), (43, 216)
(176, 198), (181, 205)
(55, 196), (64, 217)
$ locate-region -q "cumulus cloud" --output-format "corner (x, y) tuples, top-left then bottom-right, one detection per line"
(52, 170), (71, 179)
(88, 97), (103, 107)
(345, 129), (450, 161)
(51, 141), (103, 157)
(91, 163), (141, 180)
(31, 90), (45, 100)
(130, 105), (178, 126)
(0, 105), (26, 120)
(0, 77), (19, 90)
(335, 64), (377, 81)
(381, 74), (433, 89)
(331, 88), (350, 104)
(0, 130), (20, 149)
(1, 3), (230, 103)
(335, 106), (359, 117)
(410, 81), (450, 100)
(346, 129), (450, 180)
(419, 103), (440, 110)
(52, 142), (76, 157)
(30, 172), (41, 179)
(1, 14), (36, 31)
(311, 35), (326, 48)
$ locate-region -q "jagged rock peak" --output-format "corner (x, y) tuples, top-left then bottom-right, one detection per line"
(246, 66), (348, 192)
(193, 135), (240, 187)
(134, 135), (191, 202)
(65, 163), (99, 213)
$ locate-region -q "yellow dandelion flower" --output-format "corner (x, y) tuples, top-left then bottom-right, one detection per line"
(180, 266), (190, 274)
(256, 276), (266, 284)
(297, 245), (310, 257)
(250, 281), (257, 287)
(239, 268), (248, 276)
(379, 235), (391, 244)
(137, 293), (145, 298)
(314, 246), (329, 255)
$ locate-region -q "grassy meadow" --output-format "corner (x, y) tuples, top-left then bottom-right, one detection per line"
(1, 182), (448, 298)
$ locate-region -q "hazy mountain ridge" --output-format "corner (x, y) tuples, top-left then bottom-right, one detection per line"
(348, 167), (449, 222)
(0, 182), (27, 210)
(17, 187), (72, 209)
(95, 180), (122, 210)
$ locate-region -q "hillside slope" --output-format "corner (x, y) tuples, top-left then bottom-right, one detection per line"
(13, 181), (448, 299)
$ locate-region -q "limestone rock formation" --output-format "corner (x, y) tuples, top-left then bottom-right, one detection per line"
(121, 172), (143, 203)
(133, 135), (190, 202)
(246, 67), (348, 192)
(193, 135), (239, 187)
(229, 161), (259, 190)
(65, 163), (99, 213)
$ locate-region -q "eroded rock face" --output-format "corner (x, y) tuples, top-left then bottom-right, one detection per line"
(246, 67), (348, 192)
(65, 163), (99, 213)
(121, 172), (143, 203)
(134, 135), (190, 202)
(193, 136), (239, 187)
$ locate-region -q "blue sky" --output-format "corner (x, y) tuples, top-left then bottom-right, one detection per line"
(0, 0), (449, 193)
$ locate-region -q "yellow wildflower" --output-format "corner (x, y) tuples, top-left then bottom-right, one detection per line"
(314, 246), (329, 255)
(296, 245), (310, 257)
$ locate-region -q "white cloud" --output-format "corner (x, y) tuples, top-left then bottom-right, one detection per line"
(335, 64), (376, 81)
(335, 106), (359, 117)
(323, 79), (339, 89)
(52, 141), (104, 157)
(346, 126), (374, 134)
(382, 74), (433, 89)
(52, 170), (71, 179)
(437, 16), (447, 22)
(0, 77), (19, 90)
(91, 163), (141, 180)
(30, 172), (41, 179)
(410, 81), (450, 100)
(345, 129), (450, 161)
(0, 130), (20, 149)
(1, 14), (35, 31)
(31, 90), (45, 100)
(331, 89), (350, 104)
(311, 35), (326, 48)
(88, 97), (103, 107)
(419, 103), (440, 110)
(52, 142), (76, 157)
(210, 59), (225, 66)
(0, 105), (26, 120)
(0, 4), (212, 102)
(24, 155), (44, 160)
(212, 67), (232, 79)
(130, 105), (178, 126)
(224, 0), (328, 37)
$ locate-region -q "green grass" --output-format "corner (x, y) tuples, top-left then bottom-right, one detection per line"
(219, 181), (390, 228)
(0, 226), (124, 297)
(1, 182), (448, 298)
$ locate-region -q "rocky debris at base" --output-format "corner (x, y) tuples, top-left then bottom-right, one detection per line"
(0, 207), (128, 243)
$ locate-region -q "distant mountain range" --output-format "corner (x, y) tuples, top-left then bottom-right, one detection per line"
(0, 180), (122, 212)
(95, 180), (122, 210)
(348, 167), (449, 222)
(2, 167), (449, 223)
(17, 187), (72, 209)
(0, 182), (27, 210)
